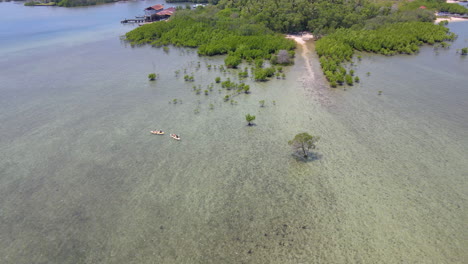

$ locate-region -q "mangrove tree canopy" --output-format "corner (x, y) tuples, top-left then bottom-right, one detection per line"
(126, 6), (296, 61)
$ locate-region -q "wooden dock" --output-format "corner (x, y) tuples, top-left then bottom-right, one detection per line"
(121, 18), (147, 24)
(121, 7), (176, 24)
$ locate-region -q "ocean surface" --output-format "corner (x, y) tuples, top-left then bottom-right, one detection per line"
(0, 1), (467, 263)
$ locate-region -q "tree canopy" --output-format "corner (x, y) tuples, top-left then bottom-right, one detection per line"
(316, 22), (456, 86)
(56, 0), (118, 7)
(400, 0), (468, 15)
(126, 6), (295, 62)
(148, 73), (157, 81)
(245, 114), (256, 126)
(288, 133), (320, 158)
(215, 0), (391, 35)
(461, 47), (468, 55)
(125, 0), (462, 86)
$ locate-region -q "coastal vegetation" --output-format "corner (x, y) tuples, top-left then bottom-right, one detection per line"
(254, 67), (276, 82)
(316, 22), (455, 86)
(215, 0), (389, 35)
(288, 133), (320, 158)
(224, 54), (242, 68)
(56, 0), (118, 7)
(24, 0), (119, 6)
(271, 50), (292, 65)
(245, 114), (256, 126)
(169, 98), (182, 104)
(400, 0), (468, 15)
(24, 1), (56, 6)
(166, 61), (267, 114)
(126, 0), (464, 87)
(462, 47), (468, 55)
(166, 0), (210, 3)
(148, 73), (157, 81)
(126, 6), (295, 68)
(184, 74), (195, 82)
(439, 20), (449, 26)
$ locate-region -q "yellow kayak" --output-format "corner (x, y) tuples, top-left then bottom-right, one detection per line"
(150, 130), (165, 135)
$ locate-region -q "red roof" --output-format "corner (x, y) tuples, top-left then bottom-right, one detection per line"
(157, 7), (176, 16)
(146, 4), (164, 11)
(419, 5), (427, 9)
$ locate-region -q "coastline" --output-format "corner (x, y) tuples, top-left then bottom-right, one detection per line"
(286, 33), (315, 77)
(2, 1), (468, 263)
(285, 32), (314, 45)
(435, 16), (468, 23)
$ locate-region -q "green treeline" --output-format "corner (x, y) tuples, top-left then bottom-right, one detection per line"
(214, 0), (467, 34)
(126, 7), (295, 62)
(126, 0), (461, 86)
(24, 1), (56, 6)
(56, 0), (118, 7)
(400, 0), (468, 15)
(461, 47), (468, 55)
(361, 8), (436, 30)
(216, 0), (390, 36)
(166, 0), (210, 3)
(316, 22), (455, 87)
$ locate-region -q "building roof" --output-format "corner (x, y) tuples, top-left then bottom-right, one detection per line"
(157, 7), (176, 16)
(145, 4), (164, 11)
(419, 5), (427, 9)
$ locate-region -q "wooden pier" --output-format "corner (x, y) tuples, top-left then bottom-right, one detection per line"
(121, 18), (147, 24)
(121, 6), (176, 24)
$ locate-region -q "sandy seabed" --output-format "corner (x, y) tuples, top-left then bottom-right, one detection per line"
(2, 2), (468, 261)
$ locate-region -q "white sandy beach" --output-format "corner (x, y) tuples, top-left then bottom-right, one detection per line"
(286, 33), (314, 45)
(286, 33), (315, 78)
(435, 16), (468, 23)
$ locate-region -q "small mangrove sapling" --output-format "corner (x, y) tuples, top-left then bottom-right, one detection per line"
(461, 47), (468, 55)
(148, 73), (157, 81)
(245, 114), (256, 126)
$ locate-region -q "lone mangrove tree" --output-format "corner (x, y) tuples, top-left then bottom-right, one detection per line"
(288, 133), (320, 158)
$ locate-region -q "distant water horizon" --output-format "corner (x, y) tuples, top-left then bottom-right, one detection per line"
(1, 2), (467, 263)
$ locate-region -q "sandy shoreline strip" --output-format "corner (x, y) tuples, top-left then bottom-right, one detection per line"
(435, 16), (468, 23)
(285, 33), (314, 45)
(286, 33), (315, 78)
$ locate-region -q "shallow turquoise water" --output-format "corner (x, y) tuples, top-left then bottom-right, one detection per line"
(0, 2), (467, 263)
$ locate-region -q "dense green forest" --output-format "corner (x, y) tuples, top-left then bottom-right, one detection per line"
(215, 0), (390, 35)
(213, 0), (467, 34)
(24, 0), (119, 7)
(31, 0), (210, 6)
(316, 22), (456, 87)
(400, 0), (468, 15)
(166, 0), (210, 3)
(126, 7), (295, 63)
(126, 0), (465, 85)
(56, 0), (117, 7)
(24, 1), (56, 6)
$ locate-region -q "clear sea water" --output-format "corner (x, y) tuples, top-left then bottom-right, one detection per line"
(0, 1), (467, 263)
